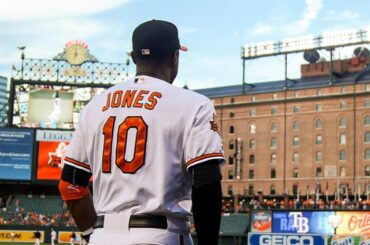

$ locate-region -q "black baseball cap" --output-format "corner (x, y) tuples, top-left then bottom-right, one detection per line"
(132, 20), (188, 59)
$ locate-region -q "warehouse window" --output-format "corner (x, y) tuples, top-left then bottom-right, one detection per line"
(366, 166), (370, 177)
(316, 151), (322, 162)
(229, 125), (234, 134)
(339, 117), (347, 128)
(316, 104), (322, 112)
(271, 122), (277, 132)
(293, 121), (299, 130)
(366, 149), (370, 160)
(365, 116), (370, 125)
(340, 134), (346, 145)
(228, 156), (234, 165)
(270, 169), (276, 179)
(339, 150), (346, 161)
(316, 167), (322, 177)
(229, 140), (234, 150)
(293, 152), (299, 163)
(293, 136), (299, 146)
(271, 153), (277, 164)
(249, 155), (255, 164)
(316, 135), (323, 145)
(365, 132), (370, 143)
(293, 168), (299, 178)
(271, 138), (277, 148)
(315, 119), (323, 129)
(270, 185), (276, 195)
(249, 169), (254, 179)
(249, 139), (256, 149)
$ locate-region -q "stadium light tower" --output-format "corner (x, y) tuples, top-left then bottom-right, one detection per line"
(241, 28), (370, 89)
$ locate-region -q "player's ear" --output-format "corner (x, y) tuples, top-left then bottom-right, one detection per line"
(130, 51), (137, 64)
(168, 50), (179, 68)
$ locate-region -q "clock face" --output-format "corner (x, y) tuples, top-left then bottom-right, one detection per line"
(65, 45), (87, 65)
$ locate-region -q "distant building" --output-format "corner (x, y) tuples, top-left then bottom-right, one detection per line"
(195, 57), (370, 197)
(0, 76), (8, 126)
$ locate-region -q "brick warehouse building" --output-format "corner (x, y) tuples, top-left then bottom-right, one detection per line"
(196, 56), (370, 198)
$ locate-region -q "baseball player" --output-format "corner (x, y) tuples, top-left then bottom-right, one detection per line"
(59, 19), (224, 245)
(34, 230), (41, 245)
(50, 228), (57, 245)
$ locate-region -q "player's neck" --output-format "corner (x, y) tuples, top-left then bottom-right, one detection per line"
(136, 69), (171, 83)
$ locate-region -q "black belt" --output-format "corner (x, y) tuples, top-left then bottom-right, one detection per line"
(93, 214), (167, 229)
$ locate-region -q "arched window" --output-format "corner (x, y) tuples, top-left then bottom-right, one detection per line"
(365, 116), (370, 125)
(315, 119), (323, 129)
(271, 122), (277, 132)
(365, 149), (370, 160)
(365, 166), (370, 176)
(293, 121), (299, 130)
(229, 140), (234, 150)
(365, 132), (370, 143)
(271, 153), (276, 164)
(339, 117), (347, 127)
(228, 156), (234, 165)
(339, 150), (346, 161)
(229, 125), (234, 134)
(249, 139), (256, 149)
(250, 123), (256, 134)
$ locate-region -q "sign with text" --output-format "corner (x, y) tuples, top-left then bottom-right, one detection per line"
(36, 130), (73, 180)
(0, 230), (44, 242)
(248, 232), (326, 245)
(335, 212), (370, 235)
(272, 211), (335, 234)
(0, 128), (34, 180)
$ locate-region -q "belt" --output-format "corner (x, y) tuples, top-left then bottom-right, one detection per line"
(93, 214), (167, 229)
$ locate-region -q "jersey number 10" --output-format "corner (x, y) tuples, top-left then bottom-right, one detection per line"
(102, 116), (148, 174)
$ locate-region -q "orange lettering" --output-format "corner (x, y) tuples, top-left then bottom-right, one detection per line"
(122, 90), (137, 108)
(111, 90), (123, 108)
(133, 90), (149, 108)
(102, 93), (111, 111)
(145, 92), (162, 110)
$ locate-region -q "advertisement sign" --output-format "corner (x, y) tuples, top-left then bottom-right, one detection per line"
(58, 231), (83, 244)
(248, 232), (326, 245)
(251, 211), (272, 232)
(328, 235), (370, 245)
(272, 211), (335, 234)
(335, 212), (370, 235)
(36, 130), (73, 180)
(0, 230), (44, 242)
(0, 128), (34, 180)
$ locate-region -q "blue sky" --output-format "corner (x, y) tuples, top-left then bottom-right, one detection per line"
(0, 0), (369, 89)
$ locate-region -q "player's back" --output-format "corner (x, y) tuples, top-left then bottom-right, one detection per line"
(78, 75), (212, 218)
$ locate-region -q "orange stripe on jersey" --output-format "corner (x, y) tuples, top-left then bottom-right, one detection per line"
(187, 153), (224, 166)
(64, 157), (91, 170)
(59, 180), (90, 201)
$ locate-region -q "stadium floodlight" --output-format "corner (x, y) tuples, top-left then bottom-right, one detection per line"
(241, 29), (370, 59)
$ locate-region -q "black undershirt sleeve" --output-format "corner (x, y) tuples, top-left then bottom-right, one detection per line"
(61, 164), (92, 187)
(190, 160), (222, 245)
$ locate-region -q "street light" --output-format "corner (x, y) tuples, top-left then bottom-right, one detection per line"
(17, 46), (26, 78)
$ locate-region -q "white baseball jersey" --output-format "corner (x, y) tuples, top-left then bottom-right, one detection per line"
(64, 75), (224, 218)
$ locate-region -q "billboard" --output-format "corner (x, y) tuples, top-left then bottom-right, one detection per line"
(248, 233), (327, 245)
(251, 211), (272, 233)
(36, 130), (73, 180)
(58, 231), (83, 244)
(0, 128), (34, 180)
(272, 211), (335, 234)
(335, 212), (370, 235)
(0, 230), (44, 242)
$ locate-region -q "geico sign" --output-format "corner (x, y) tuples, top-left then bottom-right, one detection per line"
(259, 234), (314, 245)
